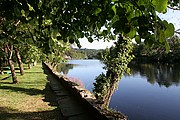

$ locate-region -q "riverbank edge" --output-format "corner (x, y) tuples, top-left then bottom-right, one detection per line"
(44, 62), (128, 120)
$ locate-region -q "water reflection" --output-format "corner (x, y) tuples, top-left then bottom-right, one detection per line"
(129, 63), (180, 87)
(56, 63), (74, 75)
(58, 60), (180, 120)
(59, 61), (180, 88)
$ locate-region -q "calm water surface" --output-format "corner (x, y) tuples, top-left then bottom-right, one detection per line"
(60, 59), (180, 120)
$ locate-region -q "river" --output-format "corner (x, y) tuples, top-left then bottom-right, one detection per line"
(58, 59), (180, 120)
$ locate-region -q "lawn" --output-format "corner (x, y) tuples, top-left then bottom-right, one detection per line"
(0, 63), (60, 120)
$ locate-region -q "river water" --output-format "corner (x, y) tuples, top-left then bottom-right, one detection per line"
(59, 59), (180, 120)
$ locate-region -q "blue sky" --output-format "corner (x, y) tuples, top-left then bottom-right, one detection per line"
(75, 9), (180, 49)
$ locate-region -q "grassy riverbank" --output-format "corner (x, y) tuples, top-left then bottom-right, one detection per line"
(0, 63), (60, 120)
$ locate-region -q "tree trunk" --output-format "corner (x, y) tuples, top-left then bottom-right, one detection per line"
(98, 79), (119, 108)
(0, 58), (4, 74)
(28, 63), (32, 69)
(6, 45), (18, 83)
(33, 61), (37, 66)
(15, 47), (24, 75)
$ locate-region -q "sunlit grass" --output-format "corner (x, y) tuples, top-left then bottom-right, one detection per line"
(0, 63), (58, 119)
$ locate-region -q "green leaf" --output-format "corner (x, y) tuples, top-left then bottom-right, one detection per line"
(21, 10), (26, 17)
(165, 41), (170, 53)
(112, 0), (118, 2)
(144, 38), (153, 47)
(159, 30), (166, 43)
(135, 35), (141, 44)
(112, 5), (116, 15)
(95, 8), (102, 15)
(88, 37), (93, 43)
(152, 0), (168, 13)
(127, 27), (136, 38)
(75, 39), (82, 48)
(112, 15), (119, 24)
(27, 3), (35, 11)
(14, 7), (21, 17)
(138, 0), (150, 6)
(69, 38), (74, 44)
(165, 23), (175, 38)
(49, 39), (54, 49)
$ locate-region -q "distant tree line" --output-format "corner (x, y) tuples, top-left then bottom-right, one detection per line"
(132, 35), (180, 63)
(96, 35), (180, 64)
(67, 48), (103, 59)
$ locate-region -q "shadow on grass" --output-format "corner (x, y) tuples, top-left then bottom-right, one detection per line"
(22, 72), (43, 74)
(1, 75), (11, 81)
(0, 83), (64, 120)
(0, 86), (43, 95)
(0, 106), (62, 120)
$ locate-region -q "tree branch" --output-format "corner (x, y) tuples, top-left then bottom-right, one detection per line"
(175, 29), (180, 34)
(175, 31), (180, 34)
(168, 6), (180, 10)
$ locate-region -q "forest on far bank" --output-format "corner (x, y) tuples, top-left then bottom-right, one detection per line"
(67, 48), (103, 59)
(69, 35), (180, 64)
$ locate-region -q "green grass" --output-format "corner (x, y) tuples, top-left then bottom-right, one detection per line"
(0, 63), (60, 120)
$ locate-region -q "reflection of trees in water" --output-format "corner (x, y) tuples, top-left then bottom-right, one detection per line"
(129, 63), (180, 87)
(56, 64), (74, 75)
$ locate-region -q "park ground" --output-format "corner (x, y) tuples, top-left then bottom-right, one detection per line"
(0, 63), (61, 120)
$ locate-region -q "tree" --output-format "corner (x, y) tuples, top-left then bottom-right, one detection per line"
(93, 35), (134, 107)
(0, 0), (178, 85)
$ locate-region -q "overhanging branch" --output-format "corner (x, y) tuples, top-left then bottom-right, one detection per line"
(168, 6), (180, 10)
(175, 29), (180, 34)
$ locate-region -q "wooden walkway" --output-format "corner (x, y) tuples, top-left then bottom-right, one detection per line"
(42, 64), (104, 120)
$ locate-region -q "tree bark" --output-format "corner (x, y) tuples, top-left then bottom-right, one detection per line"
(33, 61), (37, 66)
(6, 45), (18, 83)
(0, 58), (4, 74)
(28, 63), (32, 69)
(102, 80), (118, 108)
(15, 47), (24, 75)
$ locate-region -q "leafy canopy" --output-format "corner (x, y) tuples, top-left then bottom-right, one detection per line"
(0, 0), (176, 51)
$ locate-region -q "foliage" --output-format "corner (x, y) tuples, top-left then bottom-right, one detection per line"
(132, 35), (180, 63)
(0, 0), (178, 83)
(19, 45), (40, 64)
(93, 35), (134, 99)
(67, 48), (87, 59)
(0, 0), (176, 49)
(82, 49), (104, 59)
(56, 63), (74, 75)
(168, 0), (180, 10)
(68, 48), (104, 59)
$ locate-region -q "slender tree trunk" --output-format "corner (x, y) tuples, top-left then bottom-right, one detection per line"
(99, 70), (120, 108)
(15, 47), (24, 75)
(102, 80), (118, 108)
(28, 63), (32, 69)
(0, 58), (4, 74)
(6, 45), (18, 83)
(33, 61), (37, 66)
